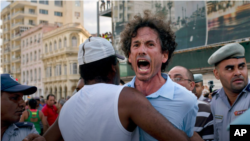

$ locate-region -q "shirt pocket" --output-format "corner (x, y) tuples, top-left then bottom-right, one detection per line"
(215, 118), (223, 140)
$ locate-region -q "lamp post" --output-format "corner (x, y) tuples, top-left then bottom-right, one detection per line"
(167, 1), (173, 22)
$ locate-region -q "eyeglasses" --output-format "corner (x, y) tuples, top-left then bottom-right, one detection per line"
(172, 77), (192, 82)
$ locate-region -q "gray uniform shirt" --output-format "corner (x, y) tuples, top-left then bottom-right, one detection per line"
(211, 82), (250, 141)
(2, 122), (38, 141)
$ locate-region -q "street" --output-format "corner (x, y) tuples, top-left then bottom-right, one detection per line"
(175, 17), (206, 50)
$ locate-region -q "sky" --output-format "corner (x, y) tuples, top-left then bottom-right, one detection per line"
(0, 0), (112, 34)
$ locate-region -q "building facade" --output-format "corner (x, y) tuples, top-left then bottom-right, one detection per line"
(42, 23), (90, 100)
(20, 24), (58, 97)
(0, 20), (4, 74)
(1, 0), (84, 82)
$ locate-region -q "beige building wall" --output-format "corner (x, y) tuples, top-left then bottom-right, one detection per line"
(42, 23), (90, 100)
(0, 20), (4, 74)
(1, 0), (84, 83)
(21, 24), (58, 97)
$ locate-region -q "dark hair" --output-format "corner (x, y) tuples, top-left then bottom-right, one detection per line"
(120, 79), (125, 85)
(79, 55), (117, 84)
(46, 94), (55, 100)
(120, 10), (177, 71)
(29, 99), (37, 109)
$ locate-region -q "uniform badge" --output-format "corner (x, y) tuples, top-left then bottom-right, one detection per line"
(234, 109), (247, 116)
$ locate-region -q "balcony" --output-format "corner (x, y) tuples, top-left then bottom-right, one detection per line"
(12, 45), (21, 51)
(11, 11), (37, 19)
(3, 17), (10, 23)
(3, 28), (9, 33)
(12, 56), (21, 63)
(12, 34), (22, 40)
(11, 22), (24, 29)
(42, 47), (79, 59)
(4, 48), (10, 54)
(68, 74), (79, 80)
(13, 68), (21, 74)
(3, 39), (10, 44)
(3, 60), (10, 65)
(99, 0), (112, 17)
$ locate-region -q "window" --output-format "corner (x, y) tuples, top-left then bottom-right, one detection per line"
(23, 40), (25, 47)
(38, 50), (41, 60)
(34, 69), (37, 81)
(31, 0), (37, 3)
(39, 0), (48, 5)
(71, 63), (77, 74)
(64, 37), (67, 47)
(26, 39), (28, 45)
(54, 66), (56, 76)
(64, 65), (67, 75)
(54, 41), (57, 50)
(39, 9), (48, 15)
(27, 71), (29, 83)
(34, 51), (37, 61)
(39, 68), (41, 80)
(72, 36), (77, 47)
(26, 54), (29, 63)
(45, 44), (48, 53)
(49, 43), (52, 52)
(75, 12), (80, 19)
(55, 22), (62, 27)
(29, 9), (35, 14)
(23, 55), (25, 64)
(75, 0), (80, 7)
(30, 70), (33, 82)
(55, 0), (63, 7)
(30, 37), (32, 44)
(59, 39), (62, 48)
(30, 53), (32, 61)
(34, 35), (36, 42)
(54, 11), (63, 17)
(40, 20), (48, 25)
(29, 20), (34, 25)
(58, 65), (61, 75)
(23, 72), (25, 83)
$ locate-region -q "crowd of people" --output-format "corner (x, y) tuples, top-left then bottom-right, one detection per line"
(1, 10), (250, 141)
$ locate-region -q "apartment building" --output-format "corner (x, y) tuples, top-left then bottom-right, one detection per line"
(42, 23), (90, 100)
(0, 20), (4, 74)
(21, 24), (58, 97)
(1, 0), (84, 82)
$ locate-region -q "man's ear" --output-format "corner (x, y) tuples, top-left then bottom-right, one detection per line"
(213, 68), (220, 80)
(162, 51), (169, 63)
(111, 64), (117, 73)
(190, 81), (195, 91)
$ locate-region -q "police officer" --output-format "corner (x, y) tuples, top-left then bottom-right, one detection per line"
(1, 74), (45, 141)
(208, 43), (250, 141)
(194, 74), (211, 103)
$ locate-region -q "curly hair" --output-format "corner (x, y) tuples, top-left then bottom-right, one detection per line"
(120, 10), (177, 71)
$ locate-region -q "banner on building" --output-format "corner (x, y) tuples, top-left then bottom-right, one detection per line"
(112, 1), (250, 51)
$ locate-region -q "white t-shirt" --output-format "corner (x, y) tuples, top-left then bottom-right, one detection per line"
(58, 83), (139, 141)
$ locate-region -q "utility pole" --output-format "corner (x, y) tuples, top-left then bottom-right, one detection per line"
(97, 1), (100, 36)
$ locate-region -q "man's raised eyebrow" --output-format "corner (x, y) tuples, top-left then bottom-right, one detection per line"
(174, 74), (182, 77)
(225, 65), (234, 68)
(238, 62), (245, 66)
(145, 40), (155, 44)
(132, 40), (140, 44)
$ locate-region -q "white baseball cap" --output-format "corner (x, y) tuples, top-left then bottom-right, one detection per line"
(78, 37), (124, 65)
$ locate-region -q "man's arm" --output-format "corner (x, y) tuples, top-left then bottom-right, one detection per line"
(119, 87), (190, 141)
(40, 111), (48, 133)
(43, 118), (63, 141)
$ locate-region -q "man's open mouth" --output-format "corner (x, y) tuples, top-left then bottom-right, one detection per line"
(137, 59), (150, 72)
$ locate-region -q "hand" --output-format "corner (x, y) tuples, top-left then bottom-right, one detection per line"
(22, 133), (46, 141)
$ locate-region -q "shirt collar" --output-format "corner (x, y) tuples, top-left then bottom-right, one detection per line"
(126, 73), (175, 100)
(7, 124), (19, 136)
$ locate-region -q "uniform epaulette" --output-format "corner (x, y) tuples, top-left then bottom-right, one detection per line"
(14, 122), (34, 128)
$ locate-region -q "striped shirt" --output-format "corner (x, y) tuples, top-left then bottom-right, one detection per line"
(194, 100), (214, 141)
